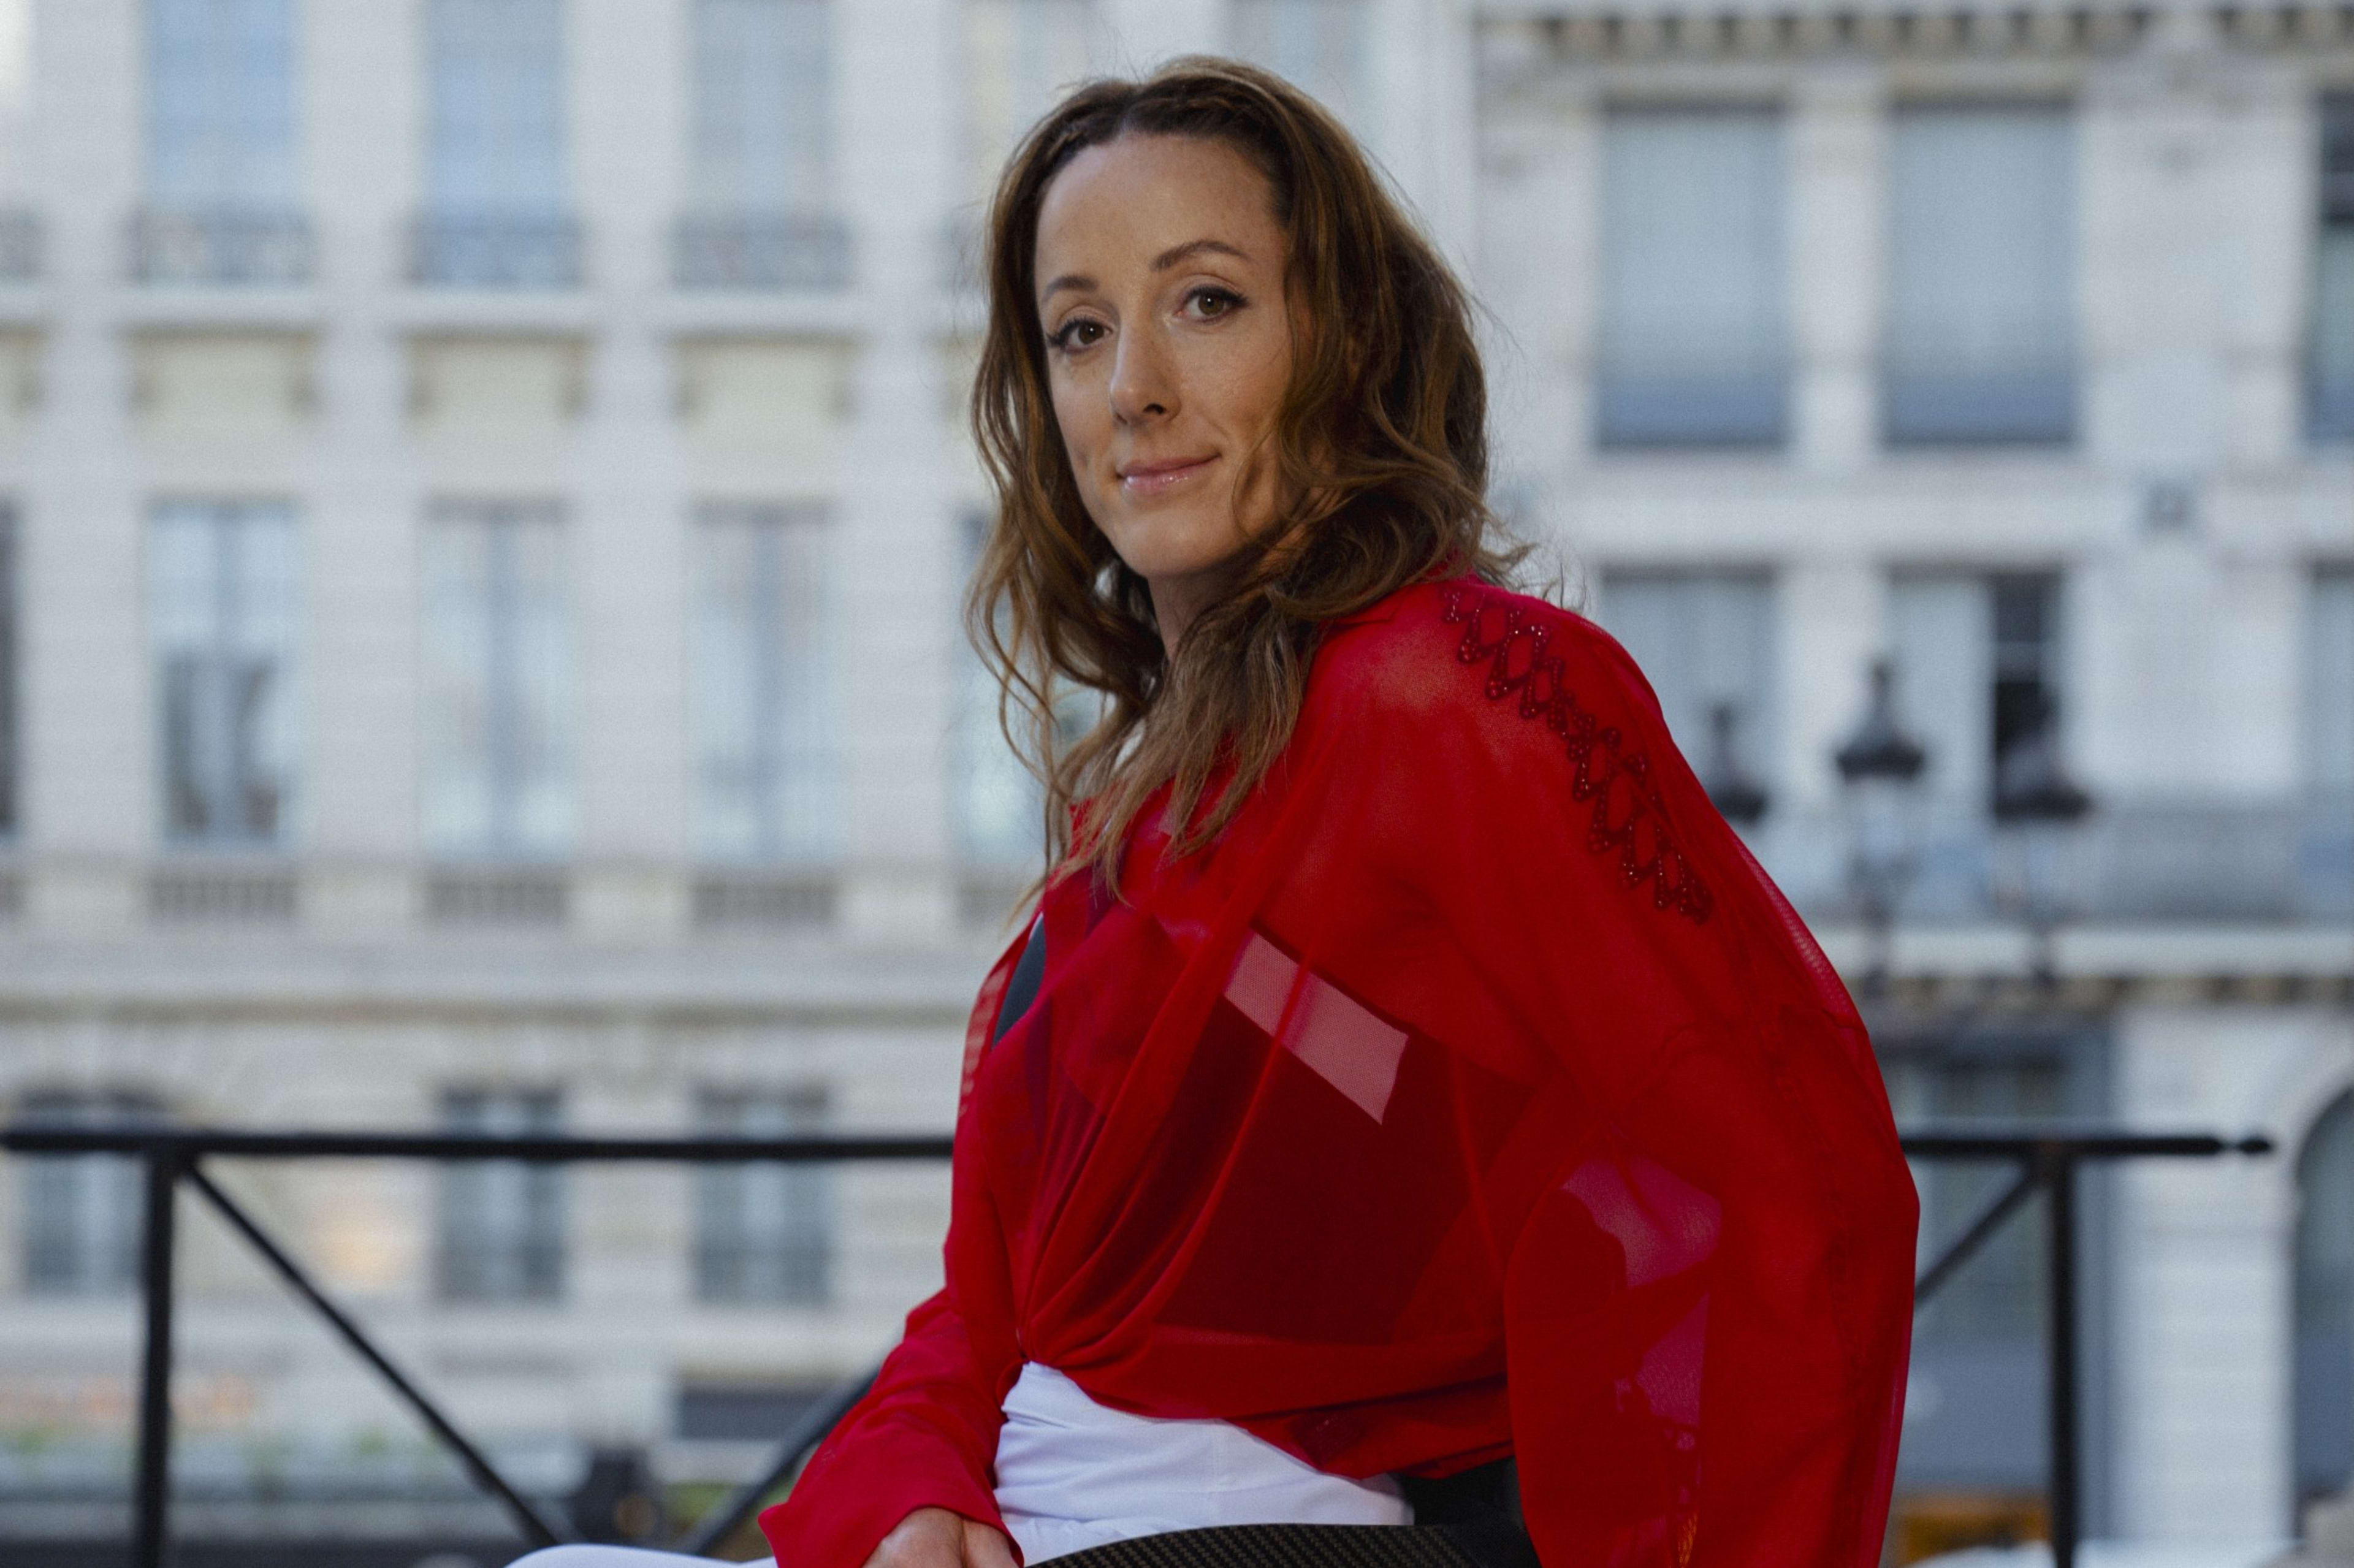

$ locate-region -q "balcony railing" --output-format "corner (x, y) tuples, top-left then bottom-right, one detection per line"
(0, 1121), (2272, 1568)
(674, 212), (850, 291)
(411, 210), (583, 289)
(130, 208), (313, 286)
(1759, 796), (2354, 926)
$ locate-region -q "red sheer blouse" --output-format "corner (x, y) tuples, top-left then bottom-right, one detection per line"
(762, 580), (1918, 1568)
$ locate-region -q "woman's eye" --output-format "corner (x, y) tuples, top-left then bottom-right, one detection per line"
(1050, 318), (1107, 352)
(1187, 287), (1243, 319)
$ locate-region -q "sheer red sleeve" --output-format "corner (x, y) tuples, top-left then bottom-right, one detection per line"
(755, 1286), (1016, 1568)
(1359, 588), (1918, 1567)
(758, 939), (1029, 1568)
(757, 582), (1916, 1568)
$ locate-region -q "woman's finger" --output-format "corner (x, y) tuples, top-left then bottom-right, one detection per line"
(962, 1519), (1020, 1568)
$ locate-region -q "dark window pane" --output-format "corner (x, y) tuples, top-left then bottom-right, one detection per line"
(149, 501), (297, 848)
(2312, 94), (2354, 441)
(676, 1383), (831, 1441)
(0, 507), (16, 836)
(1989, 574), (2065, 816)
(20, 1094), (166, 1296)
(2297, 1092), (2354, 1503)
(436, 1087), (565, 1302)
(695, 1087), (831, 1305)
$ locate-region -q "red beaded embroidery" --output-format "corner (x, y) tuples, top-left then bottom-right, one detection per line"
(1441, 585), (1715, 924)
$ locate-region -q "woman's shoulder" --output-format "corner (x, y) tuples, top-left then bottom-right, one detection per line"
(1312, 576), (1654, 731)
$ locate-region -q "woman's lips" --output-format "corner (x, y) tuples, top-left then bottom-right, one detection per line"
(1119, 456), (1216, 497)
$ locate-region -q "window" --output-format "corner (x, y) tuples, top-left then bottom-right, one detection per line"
(1230, 0), (1366, 122)
(2297, 1090), (2354, 1509)
(680, 0), (840, 289)
(2308, 566), (2354, 918)
(2312, 567), (2354, 797)
(695, 1088), (831, 1304)
(1886, 1047), (2068, 1340)
(20, 1094), (163, 1297)
(694, 504), (840, 864)
(139, 0), (305, 283)
(690, 0), (829, 210)
(1885, 105), (2076, 446)
(421, 503), (570, 860)
(1596, 109), (1789, 448)
(1596, 571), (1775, 821)
(418, 0), (574, 286)
(437, 1088), (563, 1301)
(677, 1382), (831, 1439)
(1886, 571), (2070, 820)
(2317, 96), (2354, 441)
(961, 0), (1105, 202)
(955, 514), (1044, 869)
(0, 0), (32, 280)
(1881, 1023), (2108, 1505)
(1987, 573), (2068, 818)
(150, 501), (297, 848)
(0, 504), (16, 837)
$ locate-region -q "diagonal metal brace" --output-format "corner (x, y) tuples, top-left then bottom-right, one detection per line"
(678, 1364), (881, 1557)
(184, 1162), (571, 1549)
(1913, 1159), (2044, 1309)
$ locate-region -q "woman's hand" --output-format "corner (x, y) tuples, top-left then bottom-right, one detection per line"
(861, 1506), (1018, 1568)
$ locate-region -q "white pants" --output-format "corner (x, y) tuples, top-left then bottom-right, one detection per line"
(993, 1364), (1408, 1563)
(510, 1364), (1408, 1568)
(509, 1549), (718, 1566)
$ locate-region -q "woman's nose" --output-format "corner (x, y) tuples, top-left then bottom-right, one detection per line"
(1108, 330), (1176, 425)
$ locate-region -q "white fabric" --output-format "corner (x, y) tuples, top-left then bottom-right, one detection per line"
(992, 1363), (1409, 1564)
(508, 1549), (714, 1567)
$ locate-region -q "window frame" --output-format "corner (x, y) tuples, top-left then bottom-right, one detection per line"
(692, 1085), (833, 1307)
(1593, 102), (1793, 451)
(435, 1086), (566, 1304)
(147, 497), (301, 854)
(1881, 99), (2081, 449)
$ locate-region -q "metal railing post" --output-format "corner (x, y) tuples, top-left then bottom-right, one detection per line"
(2045, 1144), (2081, 1568)
(132, 1144), (181, 1568)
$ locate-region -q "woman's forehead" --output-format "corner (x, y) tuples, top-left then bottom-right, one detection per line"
(1034, 134), (1283, 279)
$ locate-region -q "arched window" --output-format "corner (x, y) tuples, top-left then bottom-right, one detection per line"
(2297, 1089), (2354, 1510)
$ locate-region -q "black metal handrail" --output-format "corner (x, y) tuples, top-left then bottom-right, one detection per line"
(0, 1123), (2272, 1568)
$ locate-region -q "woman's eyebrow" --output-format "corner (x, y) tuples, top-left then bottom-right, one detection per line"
(1152, 238), (1248, 271)
(1037, 240), (1252, 306)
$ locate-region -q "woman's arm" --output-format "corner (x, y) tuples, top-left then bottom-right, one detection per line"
(758, 1289), (1019, 1568)
(1371, 592), (1918, 1567)
(762, 924), (1038, 1568)
(863, 1508), (1017, 1568)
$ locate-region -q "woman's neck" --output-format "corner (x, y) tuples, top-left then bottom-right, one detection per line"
(1148, 560), (1246, 657)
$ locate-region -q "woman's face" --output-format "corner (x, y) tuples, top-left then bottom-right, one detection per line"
(1032, 133), (1298, 643)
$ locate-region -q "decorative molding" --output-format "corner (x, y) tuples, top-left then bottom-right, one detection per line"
(691, 873), (837, 929)
(422, 869), (568, 927)
(1881, 969), (2354, 1017)
(1509, 5), (2157, 61)
(148, 867), (298, 924)
(2213, 2), (2354, 47)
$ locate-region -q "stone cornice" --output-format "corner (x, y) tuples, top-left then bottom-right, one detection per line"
(1482, 2), (2354, 62)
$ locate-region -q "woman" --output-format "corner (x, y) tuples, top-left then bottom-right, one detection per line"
(525, 57), (1917, 1568)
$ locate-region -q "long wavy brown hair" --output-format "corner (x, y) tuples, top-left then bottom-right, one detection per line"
(967, 57), (1518, 887)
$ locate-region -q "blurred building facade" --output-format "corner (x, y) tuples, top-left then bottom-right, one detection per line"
(0, 0), (2344, 1561)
